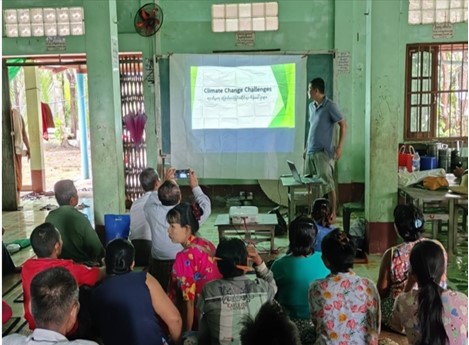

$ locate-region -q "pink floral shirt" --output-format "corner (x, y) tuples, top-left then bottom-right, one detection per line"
(168, 236), (222, 303)
(309, 271), (380, 345)
(391, 289), (468, 345)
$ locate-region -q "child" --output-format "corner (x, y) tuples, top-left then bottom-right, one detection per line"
(309, 229), (380, 344)
(311, 198), (334, 252)
(198, 238), (277, 345)
(167, 202), (222, 333)
(390, 240), (467, 345)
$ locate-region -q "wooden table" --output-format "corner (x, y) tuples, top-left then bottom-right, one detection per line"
(215, 213), (277, 253)
(280, 176), (325, 222)
(399, 185), (467, 257)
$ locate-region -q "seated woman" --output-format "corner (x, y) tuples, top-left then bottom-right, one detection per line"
(310, 198), (334, 252)
(198, 238), (277, 345)
(377, 203), (447, 327)
(390, 240), (468, 345)
(271, 215), (329, 345)
(309, 229), (380, 344)
(167, 202), (222, 333)
(91, 238), (182, 345)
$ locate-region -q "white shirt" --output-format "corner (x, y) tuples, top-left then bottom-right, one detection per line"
(143, 186), (211, 260)
(3, 328), (98, 345)
(129, 191), (152, 241)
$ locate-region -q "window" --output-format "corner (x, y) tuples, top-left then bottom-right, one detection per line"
(408, 0), (467, 24)
(404, 42), (468, 140)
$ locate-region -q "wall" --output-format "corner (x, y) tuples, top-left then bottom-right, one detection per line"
(2, 1), (467, 236)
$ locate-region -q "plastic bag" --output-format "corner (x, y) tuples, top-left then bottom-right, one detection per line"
(398, 168), (446, 188)
(422, 176), (449, 191)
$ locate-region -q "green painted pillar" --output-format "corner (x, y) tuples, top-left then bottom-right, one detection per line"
(2, 61), (17, 210)
(84, 0), (125, 225)
(24, 67), (45, 192)
(365, 0), (401, 253)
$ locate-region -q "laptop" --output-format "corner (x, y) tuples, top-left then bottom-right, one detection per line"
(287, 160), (314, 184)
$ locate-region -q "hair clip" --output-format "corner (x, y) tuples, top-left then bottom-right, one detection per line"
(414, 219), (423, 228)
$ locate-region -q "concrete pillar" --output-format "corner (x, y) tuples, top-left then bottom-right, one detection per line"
(2, 61), (17, 210)
(84, 0), (125, 226)
(24, 66), (45, 193)
(365, 0), (400, 253)
(76, 72), (90, 179)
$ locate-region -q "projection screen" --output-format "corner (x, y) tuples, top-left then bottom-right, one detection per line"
(169, 54), (307, 179)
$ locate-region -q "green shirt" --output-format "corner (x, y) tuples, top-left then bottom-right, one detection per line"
(45, 205), (105, 265)
(271, 252), (330, 319)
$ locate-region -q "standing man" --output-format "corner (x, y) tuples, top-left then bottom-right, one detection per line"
(129, 168), (161, 266)
(144, 168), (211, 292)
(11, 108), (31, 205)
(305, 78), (347, 222)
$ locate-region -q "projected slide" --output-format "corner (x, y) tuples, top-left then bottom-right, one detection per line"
(169, 54), (307, 179)
(190, 64), (295, 130)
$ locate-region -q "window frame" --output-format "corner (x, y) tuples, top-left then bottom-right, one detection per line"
(404, 42), (468, 141)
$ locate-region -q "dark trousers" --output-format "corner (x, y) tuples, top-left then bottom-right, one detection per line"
(130, 239), (152, 267)
(148, 257), (175, 293)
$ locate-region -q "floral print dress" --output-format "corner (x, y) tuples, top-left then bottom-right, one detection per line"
(308, 271), (380, 345)
(168, 235), (222, 328)
(391, 289), (468, 345)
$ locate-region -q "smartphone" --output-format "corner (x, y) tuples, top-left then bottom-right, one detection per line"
(175, 169), (190, 179)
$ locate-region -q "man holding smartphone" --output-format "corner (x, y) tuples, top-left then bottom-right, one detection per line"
(144, 168), (211, 292)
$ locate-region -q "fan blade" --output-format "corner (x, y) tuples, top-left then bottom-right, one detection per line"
(135, 21), (146, 28)
(140, 8), (150, 20)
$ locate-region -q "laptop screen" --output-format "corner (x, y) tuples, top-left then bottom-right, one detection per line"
(287, 160), (302, 183)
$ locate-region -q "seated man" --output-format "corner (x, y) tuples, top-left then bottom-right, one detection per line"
(129, 168), (160, 266)
(144, 168), (211, 292)
(21, 223), (105, 332)
(3, 267), (98, 345)
(46, 180), (105, 266)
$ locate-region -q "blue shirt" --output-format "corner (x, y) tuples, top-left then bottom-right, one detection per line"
(271, 252), (330, 319)
(91, 271), (168, 345)
(306, 97), (344, 157)
(314, 223), (334, 252)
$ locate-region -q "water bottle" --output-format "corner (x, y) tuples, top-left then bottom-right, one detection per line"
(412, 151), (420, 172)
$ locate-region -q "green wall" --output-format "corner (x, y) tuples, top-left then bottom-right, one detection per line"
(2, 0), (467, 223)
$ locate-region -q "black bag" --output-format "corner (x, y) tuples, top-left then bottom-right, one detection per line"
(269, 206), (287, 236)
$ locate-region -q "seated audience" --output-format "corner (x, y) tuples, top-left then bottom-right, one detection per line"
(377, 203), (447, 327)
(239, 301), (301, 345)
(309, 229), (380, 344)
(167, 202), (222, 333)
(198, 238), (277, 344)
(311, 198), (334, 252)
(271, 215), (329, 345)
(3, 267), (98, 345)
(390, 240), (468, 345)
(129, 167), (162, 266)
(45, 180), (105, 266)
(144, 168), (211, 292)
(91, 238), (182, 345)
(22, 223), (104, 333)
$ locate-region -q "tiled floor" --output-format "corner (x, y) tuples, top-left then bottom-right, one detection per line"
(2, 187), (467, 343)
